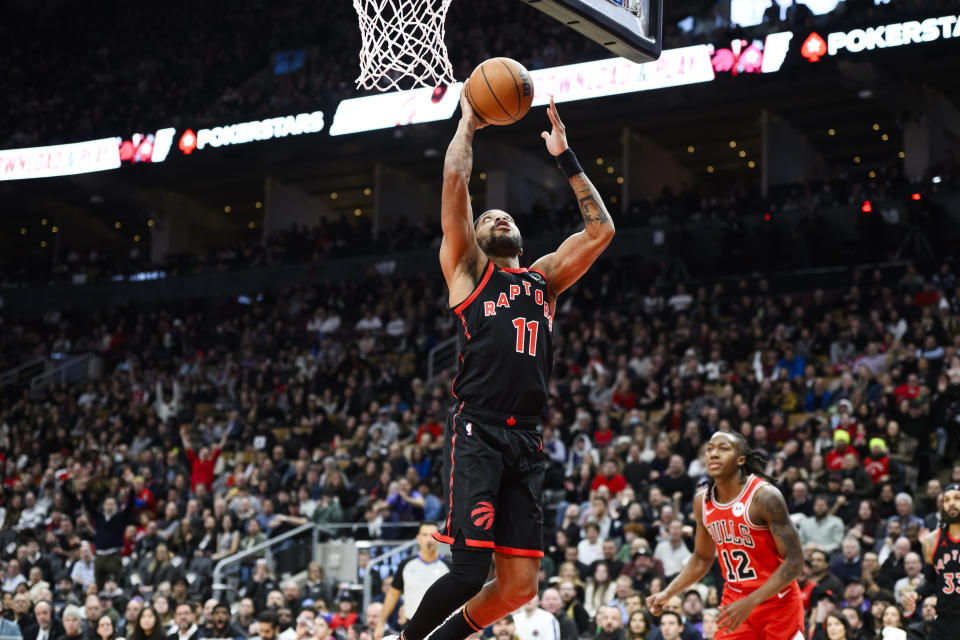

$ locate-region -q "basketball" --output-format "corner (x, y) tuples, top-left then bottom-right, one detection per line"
(464, 57), (535, 126)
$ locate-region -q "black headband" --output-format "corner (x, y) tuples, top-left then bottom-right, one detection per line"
(945, 484), (960, 493)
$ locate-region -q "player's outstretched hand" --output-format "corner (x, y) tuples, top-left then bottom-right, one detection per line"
(459, 81), (487, 131)
(717, 597), (754, 633)
(645, 591), (669, 616)
(540, 95), (569, 157)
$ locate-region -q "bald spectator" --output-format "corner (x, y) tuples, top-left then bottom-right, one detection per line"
(23, 601), (63, 640)
(540, 588), (578, 640)
(893, 552), (924, 605)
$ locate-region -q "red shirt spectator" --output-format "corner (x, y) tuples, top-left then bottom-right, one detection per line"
(416, 419), (443, 443)
(181, 427), (225, 493)
(329, 606), (358, 630)
(590, 461), (627, 495)
(826, 432), (858, 470)
(894, 374), (920, 402)
(863, 438), (891, 484)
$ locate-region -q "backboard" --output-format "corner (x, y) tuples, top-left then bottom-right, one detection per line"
(520, 0), (662, 64)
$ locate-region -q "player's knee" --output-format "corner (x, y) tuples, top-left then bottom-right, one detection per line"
(502, 577), (538, 609)
(450, 549), (492, 598)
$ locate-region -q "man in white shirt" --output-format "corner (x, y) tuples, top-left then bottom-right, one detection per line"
(576, 522), (604, 566)
(513, 594), (560, 640)
(653, 520), (692, 579)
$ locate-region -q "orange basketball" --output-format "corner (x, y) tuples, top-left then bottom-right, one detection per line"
(464, 57), (535, 126)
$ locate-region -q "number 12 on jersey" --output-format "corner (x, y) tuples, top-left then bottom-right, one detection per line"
(512, 317), (539, 356)
(720, 549), (757, 582)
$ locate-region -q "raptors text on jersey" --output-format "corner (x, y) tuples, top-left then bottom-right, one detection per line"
(450, 260), (554, 416)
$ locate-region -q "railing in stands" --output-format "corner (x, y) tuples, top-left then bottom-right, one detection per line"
(0, 356), (46, 387)
(426, 335), (458, 387)
(362, 538), (419, 613)
(211, 521), (427, 603)
(30, 353), (98, 391)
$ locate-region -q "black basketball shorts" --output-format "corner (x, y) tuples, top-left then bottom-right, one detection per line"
(433, 401), (546, 557)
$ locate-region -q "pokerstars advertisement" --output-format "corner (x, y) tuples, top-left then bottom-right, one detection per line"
(798, 12), (960, 62)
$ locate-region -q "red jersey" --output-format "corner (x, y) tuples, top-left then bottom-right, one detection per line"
(863, 454), (890, 483)
(702, 475), (799, 599)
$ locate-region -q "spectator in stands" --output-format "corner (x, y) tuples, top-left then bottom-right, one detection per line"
(512, 594), (559, 640)
(539, 588), (577, 640)
(575, 521), (602, 566)
(22, 600), (62, 640)
(653, 521), (691, 580)
(180, 427), (228, 494)
(79, 475), (136, 590)
(591, 461), (627, 496)
(248, 611), (277, 640)
(130, 607), (165, 640)
(799, 496), (845, 554)
(55, 606), (84, 640)
(829, 537), (863, 586)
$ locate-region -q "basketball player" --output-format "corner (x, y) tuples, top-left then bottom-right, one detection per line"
(647, 431), (805, 640)
(902, 483), (960, 640)
(383, 88), (615, 640)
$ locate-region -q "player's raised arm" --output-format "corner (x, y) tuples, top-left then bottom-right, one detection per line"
(439, 83), (488, 294)
(646, 492), (715, 615)
(717, 484), (804, 632)
(531, 96), (615, 299)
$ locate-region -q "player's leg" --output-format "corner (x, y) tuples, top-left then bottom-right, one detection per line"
(398, 412), (502, 640)
(756, 593), (804, 640)
(428, 427), (546, 640)
(426, 553), (539, 640)
(398, 546), (492, 640)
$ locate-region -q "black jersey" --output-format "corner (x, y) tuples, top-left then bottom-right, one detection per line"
(933, 526), (960, 616)
(450, 260), (554, 416)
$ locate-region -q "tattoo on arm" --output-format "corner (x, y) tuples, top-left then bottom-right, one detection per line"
(570, 174), (611, 230)
(762, 488), (804, 581)
(577, 194), (608, 225)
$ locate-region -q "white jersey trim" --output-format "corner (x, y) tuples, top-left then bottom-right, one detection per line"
(709, 474), (754, 508)
(743, 477), (770, 530)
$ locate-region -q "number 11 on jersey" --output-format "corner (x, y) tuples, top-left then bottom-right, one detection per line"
(512, 317), (539, 356)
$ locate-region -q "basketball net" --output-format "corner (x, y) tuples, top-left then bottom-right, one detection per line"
(352, 0), (457, 92)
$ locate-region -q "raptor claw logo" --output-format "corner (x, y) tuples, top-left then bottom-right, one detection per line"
(472, 501), (495, 530)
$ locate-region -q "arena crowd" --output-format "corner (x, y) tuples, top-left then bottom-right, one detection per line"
(1, 252), (960, 640)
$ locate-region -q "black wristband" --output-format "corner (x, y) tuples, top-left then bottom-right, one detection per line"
(555, 148), (582, 180)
